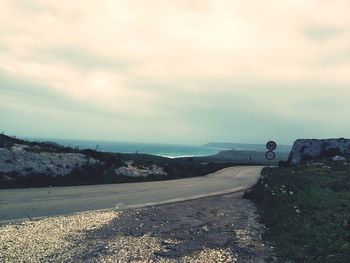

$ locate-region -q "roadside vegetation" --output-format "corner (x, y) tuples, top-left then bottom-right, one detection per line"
(245, 165), (350, 262)
(0, 157), (241, 189)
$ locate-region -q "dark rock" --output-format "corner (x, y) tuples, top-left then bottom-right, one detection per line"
(288, 139), (350, 165)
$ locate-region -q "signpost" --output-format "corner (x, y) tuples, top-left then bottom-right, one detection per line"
(265, 141), (277, 167)
(266, 141), (277, 151)
(265, 150), (275, 160)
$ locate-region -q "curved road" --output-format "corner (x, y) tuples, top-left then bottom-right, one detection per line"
(0, 166), (262, 223)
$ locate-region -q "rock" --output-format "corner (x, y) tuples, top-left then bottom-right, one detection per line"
(114, 161), (167, 177)
(154, 249), (181, 258)
(0, 144), (101, 177)
(332, 155), (346, 162)
(288, 139), (350, 165)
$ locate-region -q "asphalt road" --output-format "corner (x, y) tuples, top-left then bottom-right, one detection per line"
(0, 166), (262, 222)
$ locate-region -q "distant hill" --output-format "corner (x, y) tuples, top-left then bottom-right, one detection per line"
(202, 142), (291, 153)
(209, 149), (289, 163)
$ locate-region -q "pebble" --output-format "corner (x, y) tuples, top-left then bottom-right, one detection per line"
(0, 192), (274, 262)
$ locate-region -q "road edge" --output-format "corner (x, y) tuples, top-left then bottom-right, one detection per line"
(0, 185), (253, 226)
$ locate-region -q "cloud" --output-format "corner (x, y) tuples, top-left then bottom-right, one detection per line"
(1, 0), (350, 143)
(0, 71), (123, 118)
(304, 25), (345, 42)
(36, 47), (130, 71)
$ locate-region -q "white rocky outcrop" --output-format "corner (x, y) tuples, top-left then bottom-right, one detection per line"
(332, 155), (347, 162)
(114, 161), (167, 177)
(0, 144), (100, 178)
(288, 139), (350, 165)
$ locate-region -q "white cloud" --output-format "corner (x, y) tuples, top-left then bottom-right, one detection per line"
(0, 0), (350, 143)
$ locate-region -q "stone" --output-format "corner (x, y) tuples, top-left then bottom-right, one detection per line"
(332, 155), (346, 162)
(114, 161), (167, 177)
(0, 144), (101, 177)
(288, 139), (350, 165)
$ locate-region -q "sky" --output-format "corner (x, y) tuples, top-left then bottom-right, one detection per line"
(0, 0), (349, 145)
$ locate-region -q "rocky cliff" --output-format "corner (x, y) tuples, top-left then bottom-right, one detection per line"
(288, 138), (350, 165)
(0, 144), (101, 179)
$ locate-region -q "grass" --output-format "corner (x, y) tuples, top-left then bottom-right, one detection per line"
(245, 165), (350, 263)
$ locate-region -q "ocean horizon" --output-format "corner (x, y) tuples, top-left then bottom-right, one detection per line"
(33, 138), (220, 158)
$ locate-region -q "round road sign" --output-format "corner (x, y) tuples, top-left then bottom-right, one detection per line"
(266, 141), (277, 151)
(265, 150), (276, 160)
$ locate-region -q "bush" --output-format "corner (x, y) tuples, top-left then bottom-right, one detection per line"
(278, 160), (289, 168)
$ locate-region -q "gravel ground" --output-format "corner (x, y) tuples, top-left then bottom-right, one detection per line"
(0, 192), (274, 262)
(0, 211), (118, 262)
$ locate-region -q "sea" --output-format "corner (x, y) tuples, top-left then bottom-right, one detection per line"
(47, 139), (220, 158)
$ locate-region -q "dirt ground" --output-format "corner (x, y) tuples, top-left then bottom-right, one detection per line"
(0, 192), (274, 262)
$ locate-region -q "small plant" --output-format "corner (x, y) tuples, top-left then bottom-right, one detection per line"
(245, 166), (350, 262)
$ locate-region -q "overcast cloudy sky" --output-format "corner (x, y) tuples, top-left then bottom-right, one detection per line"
(0, 0), (349, 145)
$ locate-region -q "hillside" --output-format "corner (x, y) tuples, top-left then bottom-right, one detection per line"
(209, 149), (289, 163)
(245, 165), (350, 262)
(0, 134), (263, 188)
(245, 138), (350, 262)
